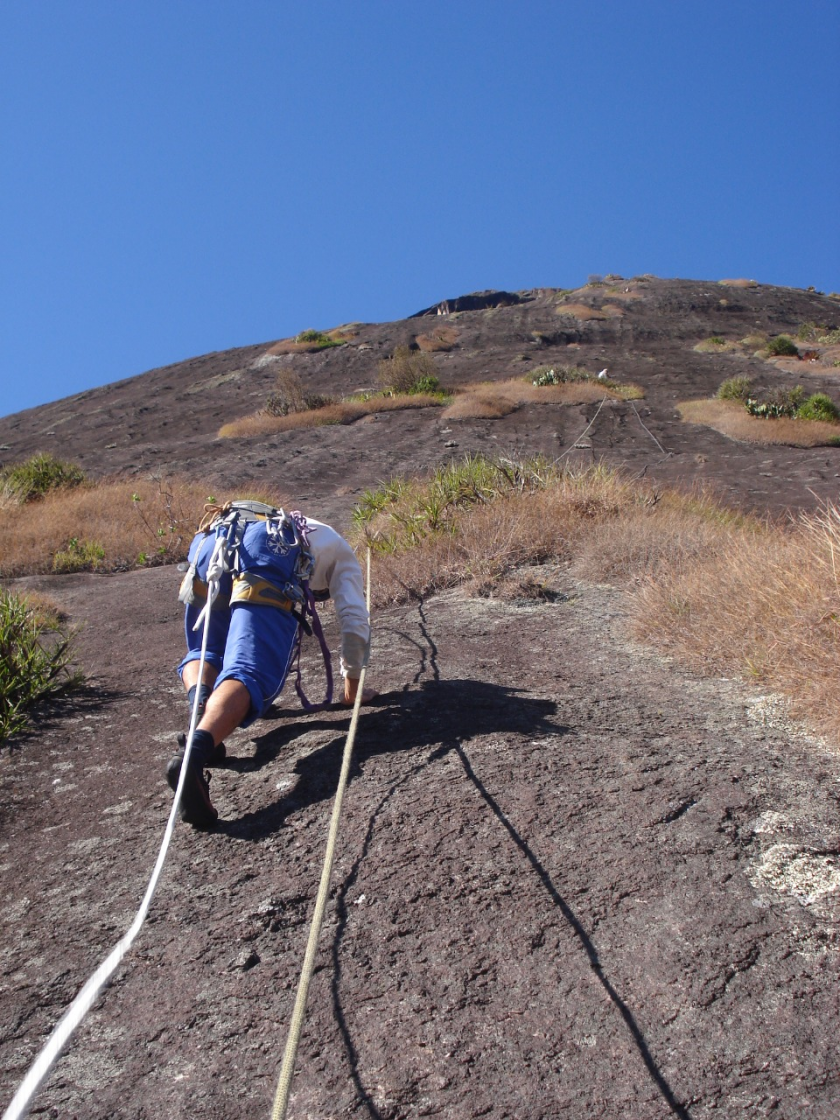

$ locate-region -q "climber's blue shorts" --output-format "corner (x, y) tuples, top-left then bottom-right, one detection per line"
(178, 528), (300, 725)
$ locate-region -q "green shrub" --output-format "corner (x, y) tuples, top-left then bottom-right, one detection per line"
(52, 538), (106, 573)
(819, 328), (840, 345)
(796, 393), (840, 423)
(0, 453), (86, 504)
(409, 374), (441, 395)
(740, 333), (768, 349)
(717, 376), (753, 401)
(378, 346), (442, 395)
(0, 590), (83, 744)
(353, 453), (556, 552)
(797, 322), (823, 342)
(294, 328), (343, 349)
(766, 335), (799, 357)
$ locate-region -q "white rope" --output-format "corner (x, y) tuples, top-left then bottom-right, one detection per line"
(2, 554), (222, 1120)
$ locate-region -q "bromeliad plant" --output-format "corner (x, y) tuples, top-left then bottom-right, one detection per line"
(0, 590), (84, 744)
(352, 453), (559, 553)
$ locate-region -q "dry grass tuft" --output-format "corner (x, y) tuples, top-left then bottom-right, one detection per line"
(266, 326), (357, 355)
(693, 337), (740, 353)
(364, 393), (445, 413)
(356, 455), (840, 741)
(441, 377), (641, 422)
(555, 303), (610, 320)
(718, 278), (759, 288)
(630, 502), (840, 740)
(0, 477), (285, 577)
(678, 399), (840, 447)
(442, 393), (519, 420)
(416, 326), (459, 352)
(218, 393), (444, 439)
(357, 460), (647, 604)
(219, 405), (359, 438)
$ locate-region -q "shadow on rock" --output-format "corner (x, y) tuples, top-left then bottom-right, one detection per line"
(5, 682), (128, 752)
(324, 699), (691, 1120)
(216, 678), (565, 840)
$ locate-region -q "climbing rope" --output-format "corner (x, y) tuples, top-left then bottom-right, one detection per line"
(2, 538), (226, 1120)
(269, 547), (372, 1120)
(557, 394), (608, 459)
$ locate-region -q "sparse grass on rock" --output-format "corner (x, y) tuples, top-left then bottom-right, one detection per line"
(266, 326), (355, 355)
(694, 336), (740, 354)
(219, 392), (445, 439)
(415, 325), (458, 352)
(440, 372), (643, 422)
(0, 477), (262, 577)
(353, 454), (840, 741)
(678, 398), (840, 447)
(632, 500), (840, 740)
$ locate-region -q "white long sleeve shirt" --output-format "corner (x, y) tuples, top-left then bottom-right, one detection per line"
(302, 517), (370, 677)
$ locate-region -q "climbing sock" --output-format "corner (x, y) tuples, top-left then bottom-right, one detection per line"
(184, 686), (226, 763)
(187, 682), (213, 721)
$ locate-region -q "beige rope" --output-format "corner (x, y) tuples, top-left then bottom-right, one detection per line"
(557, 394), (608, 459)
(269, 548), (372, 1120)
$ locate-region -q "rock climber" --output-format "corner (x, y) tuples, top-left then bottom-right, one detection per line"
(166, 501), (374, 828)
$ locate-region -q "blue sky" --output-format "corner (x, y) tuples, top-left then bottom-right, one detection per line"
(1, 1), (838, 418)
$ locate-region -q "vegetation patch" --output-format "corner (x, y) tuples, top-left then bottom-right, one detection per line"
(353, 454), (840, 742)
(0, 477), (258, 578)
(378, 346), (443, 396)
(678, 398), (840, 447)
(0, 452), (86, 506)
(528, 365), (642, 398)
(263, 368), (336, 417)
(218, 350), (450, 439)
(694, 336), (740, 354)
(442, 392), (520, 421)
(267, 326), (356, 355)
(555, 303), (620, 321)
(797, 322), (840, 345)
(219, 393), (445, 440)
(440, 372), (642, 422)
(0, 589), (84, 744)
(220, 355), (641, 438)
(415, 325), (459, 352)
(795, 392), (840, 423)
(716, 376), (753, 402)
(766, 334), (799, 357)
(740, 332), (768, 350)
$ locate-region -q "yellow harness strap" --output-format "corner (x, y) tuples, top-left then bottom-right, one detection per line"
(189, 577), (231, 607)
(230, 572), (295, 611)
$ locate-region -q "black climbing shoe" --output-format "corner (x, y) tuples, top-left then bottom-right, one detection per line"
(176, 731), (226, 765)
(166, 746), (218, 829)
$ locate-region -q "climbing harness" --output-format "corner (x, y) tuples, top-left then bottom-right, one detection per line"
(269, 547), (372, 1120)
